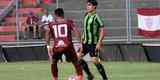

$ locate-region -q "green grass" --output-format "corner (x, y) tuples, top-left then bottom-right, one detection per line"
(0, 61), (160, 80)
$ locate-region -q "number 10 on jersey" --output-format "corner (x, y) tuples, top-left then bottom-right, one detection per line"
(52, 24), (68, 38)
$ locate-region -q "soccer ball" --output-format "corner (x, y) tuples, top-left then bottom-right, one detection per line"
(68, 75), (77, 80)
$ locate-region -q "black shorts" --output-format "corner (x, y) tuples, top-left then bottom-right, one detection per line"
(82, 44), (97, 57)
(52, 46), (78, 63)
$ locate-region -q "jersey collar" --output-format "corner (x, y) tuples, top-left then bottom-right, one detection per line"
(87, 10), (96, 16)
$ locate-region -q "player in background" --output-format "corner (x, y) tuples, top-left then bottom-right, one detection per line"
(78, 0), (108, 80)
(45, 8), (83, 80)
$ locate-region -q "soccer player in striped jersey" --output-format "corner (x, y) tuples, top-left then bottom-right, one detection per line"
(78, 0), (108, 80)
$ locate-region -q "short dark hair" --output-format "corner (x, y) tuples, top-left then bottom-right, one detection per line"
(87, 0), (98, 6)
(54, 8), (64, 17)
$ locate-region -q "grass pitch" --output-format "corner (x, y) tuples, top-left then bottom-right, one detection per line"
(0, 61), (160, 80)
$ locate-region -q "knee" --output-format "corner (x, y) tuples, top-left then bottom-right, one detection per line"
(91, 57), (99, 64)
(52, 59), (58, 64)
(72, 59), (80, 65)
(78, 59), (85, 64)
(77, 52), (83, 61)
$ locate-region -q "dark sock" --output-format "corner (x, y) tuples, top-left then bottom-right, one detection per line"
(51, 63), (58, 78)
(95, 63), (108, 80)
(79, 59), (92, 76)
(73, 62), (83, 76)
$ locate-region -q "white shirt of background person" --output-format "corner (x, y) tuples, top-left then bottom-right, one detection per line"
(41, 14), (53, 25)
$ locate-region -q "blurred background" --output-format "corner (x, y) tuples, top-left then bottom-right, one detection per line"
(0, 0), (160, 62)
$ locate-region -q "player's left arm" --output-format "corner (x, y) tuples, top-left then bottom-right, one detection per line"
(96, 27), (105, 51)
(70, 20), (83, 57)
(96, 16), (105, 51)
(70, 20), (81, 41)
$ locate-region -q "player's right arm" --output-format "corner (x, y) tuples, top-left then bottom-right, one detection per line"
(44, 24), (53, 62)
(70, 20), (84, 57)
(45, 25), (51, 46)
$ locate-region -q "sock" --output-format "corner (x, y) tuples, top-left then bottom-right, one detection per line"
(51, 63), (58, 80)
(79, 59), (92, 76)
(95, 63), (108, 80)
(73, 62), (83, 76)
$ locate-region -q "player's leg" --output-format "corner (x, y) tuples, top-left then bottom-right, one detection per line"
(90, 50), (108, 80)
(79, 59), (94, 80)
(51, 52), (60, 80)
(33, 24), (36, 38)
(37, 25), (41, 38)
(68, 47), (83, 80)
(78, 44), (94, 80)
(28, 26), (33, 39)
(92, 57), (108, 80)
